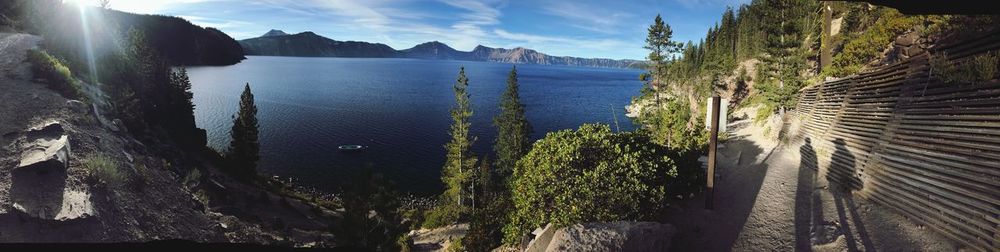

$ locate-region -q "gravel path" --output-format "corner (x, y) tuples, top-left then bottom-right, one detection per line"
(661, 113), (960, 251)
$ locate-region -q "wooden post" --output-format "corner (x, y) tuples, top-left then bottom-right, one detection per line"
(706, 96), (721, 210)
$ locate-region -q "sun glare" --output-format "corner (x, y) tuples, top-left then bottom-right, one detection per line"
(62, 0), (101, 7)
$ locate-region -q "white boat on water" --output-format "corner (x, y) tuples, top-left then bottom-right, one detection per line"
(338, 145), (367, 151)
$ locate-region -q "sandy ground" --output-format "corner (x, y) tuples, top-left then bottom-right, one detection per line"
(660, 111), (961, 251)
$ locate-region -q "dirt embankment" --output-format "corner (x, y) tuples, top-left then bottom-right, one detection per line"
(0, 32), (339, 246)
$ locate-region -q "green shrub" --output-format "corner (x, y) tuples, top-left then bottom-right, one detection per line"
(397, 234), (414, 252)
(447, 237), (464, 252)
(824, 8), (919, 77)
(503, 124), (678, 244)
(422, 205), (461, 229)
(25, 49), (83, 99)
(644, 98), (708, 152)
(973, 51), (999, 81)
(84, 153), (124, 187)
(931, 51), (1000, 84)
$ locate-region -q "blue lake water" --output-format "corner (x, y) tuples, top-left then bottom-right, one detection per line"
(187, 56), (642, 195)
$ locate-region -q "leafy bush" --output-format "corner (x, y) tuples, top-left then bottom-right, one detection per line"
(400, 208), (425, 230)
(84, 153), (124, 187)
(421, 205), (461, 229)
(25, 49), (82, 99)
(503, 124), (678, 244)
(644, 98), (708, 152)
(447, 237), (464, 252)
(397, 234), (414, 252)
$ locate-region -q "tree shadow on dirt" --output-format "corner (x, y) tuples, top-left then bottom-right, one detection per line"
(660, 138), (769, 251)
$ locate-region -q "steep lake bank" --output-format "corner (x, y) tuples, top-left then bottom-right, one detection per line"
(188, 56), (642, 195)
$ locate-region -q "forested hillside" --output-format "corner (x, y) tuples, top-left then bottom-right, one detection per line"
(631, 0), (1000, 147)
(2, 0), (244, 66)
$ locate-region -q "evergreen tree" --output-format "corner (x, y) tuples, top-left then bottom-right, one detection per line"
(644, 14), (681, 90)
(339, 165), (405, 251)
(166, 67), (199, 145)
(757, 0), (816, 116)
(440, 67), (476, 220)
(228, 83), (260, 178)
(464, 157), (505, 251)
(493, 66), (532, 179)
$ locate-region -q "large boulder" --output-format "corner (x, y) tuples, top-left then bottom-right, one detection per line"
(542, 221), (676, 252)
(17, 122), (70, 172)
(525, 223), (556, 252)
(10, 122), (94, 220)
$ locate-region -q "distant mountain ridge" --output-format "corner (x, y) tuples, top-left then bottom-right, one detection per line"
(261, 29), (288, 37)
(239, 30), (645, 69)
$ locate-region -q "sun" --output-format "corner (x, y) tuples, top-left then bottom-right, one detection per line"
(62, 0), (104, 7)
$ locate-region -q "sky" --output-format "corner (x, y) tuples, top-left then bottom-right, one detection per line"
(89, 0), (751, 60)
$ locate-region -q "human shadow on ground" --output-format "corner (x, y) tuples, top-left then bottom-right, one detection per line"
(794, 137), (819, 251)
(660, 138), (769, 251)
(828, 138), (875, 252)
(795, 137), (876, 251)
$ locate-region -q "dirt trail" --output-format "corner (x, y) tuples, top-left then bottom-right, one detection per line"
(661, 113), (959, 251)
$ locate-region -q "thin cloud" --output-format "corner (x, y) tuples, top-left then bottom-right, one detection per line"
(540, 1), (632, 34)
(493, 29), (640, 59)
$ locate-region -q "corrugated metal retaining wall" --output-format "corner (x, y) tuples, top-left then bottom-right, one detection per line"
(793, 31), (1000, 251)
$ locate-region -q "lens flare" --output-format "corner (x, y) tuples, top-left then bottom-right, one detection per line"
(74, 1), (99, 83)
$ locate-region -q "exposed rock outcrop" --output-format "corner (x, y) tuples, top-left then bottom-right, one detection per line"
(16, 122), (69, 172)
(8, 121), (95, 221)
(529, 221), (676, 252)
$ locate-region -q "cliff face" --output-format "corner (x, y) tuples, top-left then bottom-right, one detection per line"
(239, 30), (645, 69)
(240, 31), (399, 58)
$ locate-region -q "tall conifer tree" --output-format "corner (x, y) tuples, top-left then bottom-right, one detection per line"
(493, 66), (531, 179)
(228, 83), (260, 178)
(441, 67), (476, 216)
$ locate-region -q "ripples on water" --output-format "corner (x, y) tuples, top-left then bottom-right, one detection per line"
(188, 56), (642, 195)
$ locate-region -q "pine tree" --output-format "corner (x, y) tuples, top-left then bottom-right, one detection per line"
(228, 83), (260, 178)
(493, 66), (531, 179)
(463, 157), (505, 251)
(441, 67), (476, 219)
(167, 67), (198, 145)
(644, 14), (681, 89)
(758, 0), (816, 116)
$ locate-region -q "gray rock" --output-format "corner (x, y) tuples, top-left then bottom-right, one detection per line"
(903, 46), (924, 58)
(543, 221), (676, 252)
(66, 100), (87, 113)
(112, 119), (126, 133)
(122, 150), (134, 163)
(895, 32), (919, 47)
(17, 123), (70, 172)
(526, 223), (556, 252)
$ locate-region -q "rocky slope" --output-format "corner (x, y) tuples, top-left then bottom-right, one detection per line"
(0, 32), (337, 246)
(17, 1), (245, 66)
(239, 30), (645, 69)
